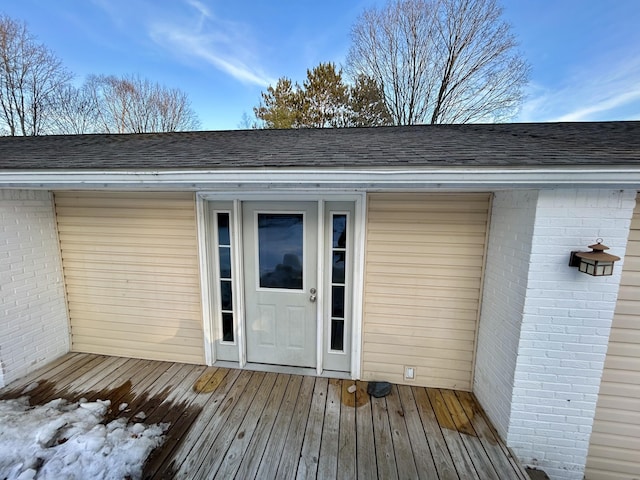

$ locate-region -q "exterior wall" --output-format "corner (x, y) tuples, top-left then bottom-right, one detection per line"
(362, 193), (490, 390)
(55, 192), (204, 364)
(476, 189), (636, 480)
(474, 190), (538, 438)
(585, 194), (640, 480)
(0, 190), (70, 387)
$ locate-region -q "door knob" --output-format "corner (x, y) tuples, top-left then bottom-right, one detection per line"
(310, 288), (316, 303)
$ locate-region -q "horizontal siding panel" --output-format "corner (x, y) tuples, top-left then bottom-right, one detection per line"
(58, 234), (198, 248)
(366, 263), (484, 279)
(64, 310), (202, 331)
(586, 195), (640, 479)
(589, 406), (640, 426)
(364, 333), (475, 352)
(365, 304), (478, 323)
(365, 323), (477, 340)
(362, 361), (471, 390)
(69, 301), (201, 321)
(600, 366), (640, 386)
(362, 193), (490, 390)
(55, 205), (196, 218)
(61, 252), (198, 268)
(71, 326), (204, 346)
(55, 192), (204, 365)
(62, 263), (199, 277)
(64, 277), (200, 296)
(366, 283), (480, 300)
(72, 322), (203, 339)
(72, 342), (203, 365)
(365, 342), (474, 363)
(608, 327), (640, 344)
(57, 216), (197, 229)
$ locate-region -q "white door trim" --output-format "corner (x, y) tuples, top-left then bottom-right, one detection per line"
(196, 191), (366, 378)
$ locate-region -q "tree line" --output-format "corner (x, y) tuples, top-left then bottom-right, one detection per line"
(253, 0), (529, 128)
(2, 0), (529, 135)
(0, 14), (199, 136)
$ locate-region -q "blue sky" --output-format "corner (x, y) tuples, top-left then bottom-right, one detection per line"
(2, 0), (640, 130)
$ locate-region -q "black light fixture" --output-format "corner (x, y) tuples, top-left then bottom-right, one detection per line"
(569, 239), (620, 276)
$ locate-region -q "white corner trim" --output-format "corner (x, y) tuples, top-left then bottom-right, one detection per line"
(195, 194), (215, 365)
(350, 193), (367, 379)
(233, 199), (247, 368)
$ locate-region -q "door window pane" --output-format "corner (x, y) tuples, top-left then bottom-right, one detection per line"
(219, 247), (231, 279)
(330, 319), (344, 351)
(220, 280), (233, 311)
(329, 214), (347, 352)
(258, 213), (304, 289)
(216, 212), (234, 343)
(333, 215), (347, 248)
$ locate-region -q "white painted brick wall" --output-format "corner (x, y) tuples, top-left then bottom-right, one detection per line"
(475, 190), (538, 438)
(476, 188), (636, 480)
(0, 190), (70, 387)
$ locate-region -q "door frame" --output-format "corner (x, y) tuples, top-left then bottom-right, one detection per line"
(196, 192), (366, 378)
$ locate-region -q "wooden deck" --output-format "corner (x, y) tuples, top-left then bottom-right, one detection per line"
(0, 353), (529, 479)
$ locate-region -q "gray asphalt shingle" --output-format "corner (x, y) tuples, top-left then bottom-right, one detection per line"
(1, 122), (639, 170)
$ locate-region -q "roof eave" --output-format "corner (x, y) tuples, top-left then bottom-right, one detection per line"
(1, 167), (640, 191)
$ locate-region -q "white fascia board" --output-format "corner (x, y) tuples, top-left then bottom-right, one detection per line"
(2, 168), (640, 190)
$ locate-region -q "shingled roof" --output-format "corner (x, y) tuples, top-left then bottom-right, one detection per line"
(1, 122), (639, 171)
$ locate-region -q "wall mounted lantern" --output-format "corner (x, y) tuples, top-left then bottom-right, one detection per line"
(569, 239), (620, 276)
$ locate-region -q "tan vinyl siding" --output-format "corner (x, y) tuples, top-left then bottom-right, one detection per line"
(362, 193), (490, 390)
(586, 194), (640, 480)
(55, 192), (204, 364)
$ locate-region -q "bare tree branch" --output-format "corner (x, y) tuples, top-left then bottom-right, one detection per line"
(346, 0), (529, 125)
(0, 15), (71, 135)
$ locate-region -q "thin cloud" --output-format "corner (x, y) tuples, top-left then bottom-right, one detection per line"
(148, 2), (274, 87)
(152, 27), (274, 87)
(520, 56), (640, 122)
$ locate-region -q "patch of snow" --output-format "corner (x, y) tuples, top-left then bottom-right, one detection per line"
(118, 403), (128, 412)
(0, 396), (168, 480)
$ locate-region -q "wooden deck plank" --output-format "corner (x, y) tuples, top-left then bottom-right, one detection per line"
(65, 356), (131, 400)
(174, 369), (253, 478)
(233, 373), (291, 480)
(3, 354), (530, 480)
(215, 372), (279, 480)
(2, 353), (94, 402)
(441, 389), (501, 480)
(371, 394), (399, 480)
(386, 385), (420, 479)
(412, 386), (459, 480)
(296, 377), (328, 480)
(428, 388), (480, 480)
(355, 380), (377, 480)
(397, 385), (439, 479)
(0, 353), (82, 396)
(455, 391), (530, 480)
(142, 364), (210, 478)
(338, 380), (358, 480)
(254, 374), (303, 479)
(149, 367), (242, 479)
(192, 371), (267, 480)
(317, 377), (341, 480)
(275, 375), (316, 479)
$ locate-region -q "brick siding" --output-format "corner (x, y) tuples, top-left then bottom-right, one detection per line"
(0, 190), (69, 387)
(476, 189), (636, 480)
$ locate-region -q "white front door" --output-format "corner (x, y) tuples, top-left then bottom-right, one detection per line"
(242, 201), (318, 368)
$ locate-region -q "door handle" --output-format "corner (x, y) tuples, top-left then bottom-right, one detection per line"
(310, 288), (317, 303)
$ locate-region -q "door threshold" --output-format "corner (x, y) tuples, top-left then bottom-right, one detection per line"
(212, 360), (352, 379)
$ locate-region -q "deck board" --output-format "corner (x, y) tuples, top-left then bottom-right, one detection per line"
(0, 354), (529, 479)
